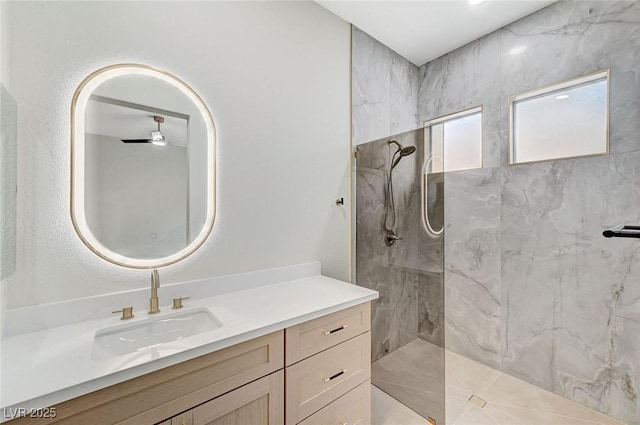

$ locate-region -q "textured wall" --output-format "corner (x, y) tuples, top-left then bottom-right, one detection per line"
(0, 0), (8, 90)
(418, 1), (640, 423)
(352, 27), (419, 146)
(0, 0), (11, 338)
(355, 129), (444, 361)
(352, 24), (442, 363)
(5, 1), (351, 309)
(0, 84), (16, 282)
(85, 134), (188, 258)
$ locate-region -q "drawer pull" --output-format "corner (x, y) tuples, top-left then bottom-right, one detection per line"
(323, 369), (348, 383)
(323, 324), (348, 335)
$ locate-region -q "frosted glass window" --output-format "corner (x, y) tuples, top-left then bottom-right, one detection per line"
(510, 70), (609, 164)
(425, 107), (482, 173)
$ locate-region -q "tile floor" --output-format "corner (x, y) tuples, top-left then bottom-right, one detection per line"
(372, 385), (426, 425)
(371, 338), (628, 425)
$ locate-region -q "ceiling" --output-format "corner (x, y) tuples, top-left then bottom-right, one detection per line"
(86, 99), (188, 148)
(316, 0), (555, 66)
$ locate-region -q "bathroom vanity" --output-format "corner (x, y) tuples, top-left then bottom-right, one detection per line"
(2, 270), (376, 425)
(1, 65), (373, 425)
(8, 302), (371, 425)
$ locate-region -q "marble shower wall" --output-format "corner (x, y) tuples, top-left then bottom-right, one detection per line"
(355, 128), (444, 362)
(418, 1), (640, 423)
(352, 27), (419, 146)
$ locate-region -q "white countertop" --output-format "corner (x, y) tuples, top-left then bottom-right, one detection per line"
(0, 273), (377, 418)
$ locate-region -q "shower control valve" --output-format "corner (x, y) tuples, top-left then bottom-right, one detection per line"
(384, 229), (402, 246)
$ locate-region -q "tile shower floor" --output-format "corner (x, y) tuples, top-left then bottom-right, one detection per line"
(371, 339), (627, 425)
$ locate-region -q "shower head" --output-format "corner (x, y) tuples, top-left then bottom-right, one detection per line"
(389, 141), (416, 169)
(400, 146), (416, 156)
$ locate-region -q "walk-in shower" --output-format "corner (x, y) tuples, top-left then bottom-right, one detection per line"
(356, 128), (446, 423)
(354, 2), (639, 424)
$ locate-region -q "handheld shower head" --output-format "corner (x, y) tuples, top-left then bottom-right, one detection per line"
(384, 139), (418, 240)
(389, 141), (416, 169)
(400, 146), (416, 156)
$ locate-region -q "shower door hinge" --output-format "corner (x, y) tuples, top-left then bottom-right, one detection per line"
(353, 150), (358, 159)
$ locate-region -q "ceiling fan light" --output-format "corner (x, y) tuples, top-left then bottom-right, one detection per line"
(150, 131), (167, 146)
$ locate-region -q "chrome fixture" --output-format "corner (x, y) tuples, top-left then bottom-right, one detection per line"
(172, 297), (190, 310)
(112, 306), (134, 320)
(149, 269), (161, 314)
(383, 140), (416, 246)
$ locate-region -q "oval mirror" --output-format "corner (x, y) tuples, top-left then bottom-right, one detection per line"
(71, 64), (216, 269)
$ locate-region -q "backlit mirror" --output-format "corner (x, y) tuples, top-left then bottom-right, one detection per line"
(71, 64), (216, 269)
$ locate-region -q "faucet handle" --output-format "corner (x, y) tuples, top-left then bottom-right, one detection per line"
(112, 306), (134, 320)
(172, 297), (190, 310)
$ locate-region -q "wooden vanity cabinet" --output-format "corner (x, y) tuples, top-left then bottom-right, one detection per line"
(7, 302), (371, 425)
(8, 332), (284, 425)
(156, 371), (284, 425)
(285, 303), (372, 425)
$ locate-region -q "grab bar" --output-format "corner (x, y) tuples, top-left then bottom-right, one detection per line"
(421, 156), (443, 238)
(603, 225), (640, 239)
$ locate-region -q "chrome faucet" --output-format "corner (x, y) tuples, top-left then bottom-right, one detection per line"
(149, 269), (161, 314)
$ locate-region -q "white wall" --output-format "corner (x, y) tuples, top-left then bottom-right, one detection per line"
(0, 0), (13, 336)
(6, 1), (352, 308)
(0, 0), (8, 89)
(85, 134), (188, 258)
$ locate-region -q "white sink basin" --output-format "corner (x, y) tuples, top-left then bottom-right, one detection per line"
(92, 307), (222, 361)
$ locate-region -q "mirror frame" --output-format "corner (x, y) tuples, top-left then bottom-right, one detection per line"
(70, 63), (216, 269)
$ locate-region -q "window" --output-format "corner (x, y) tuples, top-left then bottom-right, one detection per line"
(424, 106), (482, 173)
(509, 70), (609, 164)
(422, 107), (482, 237)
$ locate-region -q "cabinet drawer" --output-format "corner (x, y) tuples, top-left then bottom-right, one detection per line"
(192, 370), (284, 425)
(286, 302), (370, 366)
(285, 332), (371, 425)
(170, 411), (192, 425)
(10, 331), (284, 425)
(298, 380), (371, 425)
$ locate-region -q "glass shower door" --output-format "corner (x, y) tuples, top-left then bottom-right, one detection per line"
(355, 127), (445, 424)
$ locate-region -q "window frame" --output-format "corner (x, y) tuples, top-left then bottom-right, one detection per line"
(508, 69), (610, 165)
(423, 105), (483, 174)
